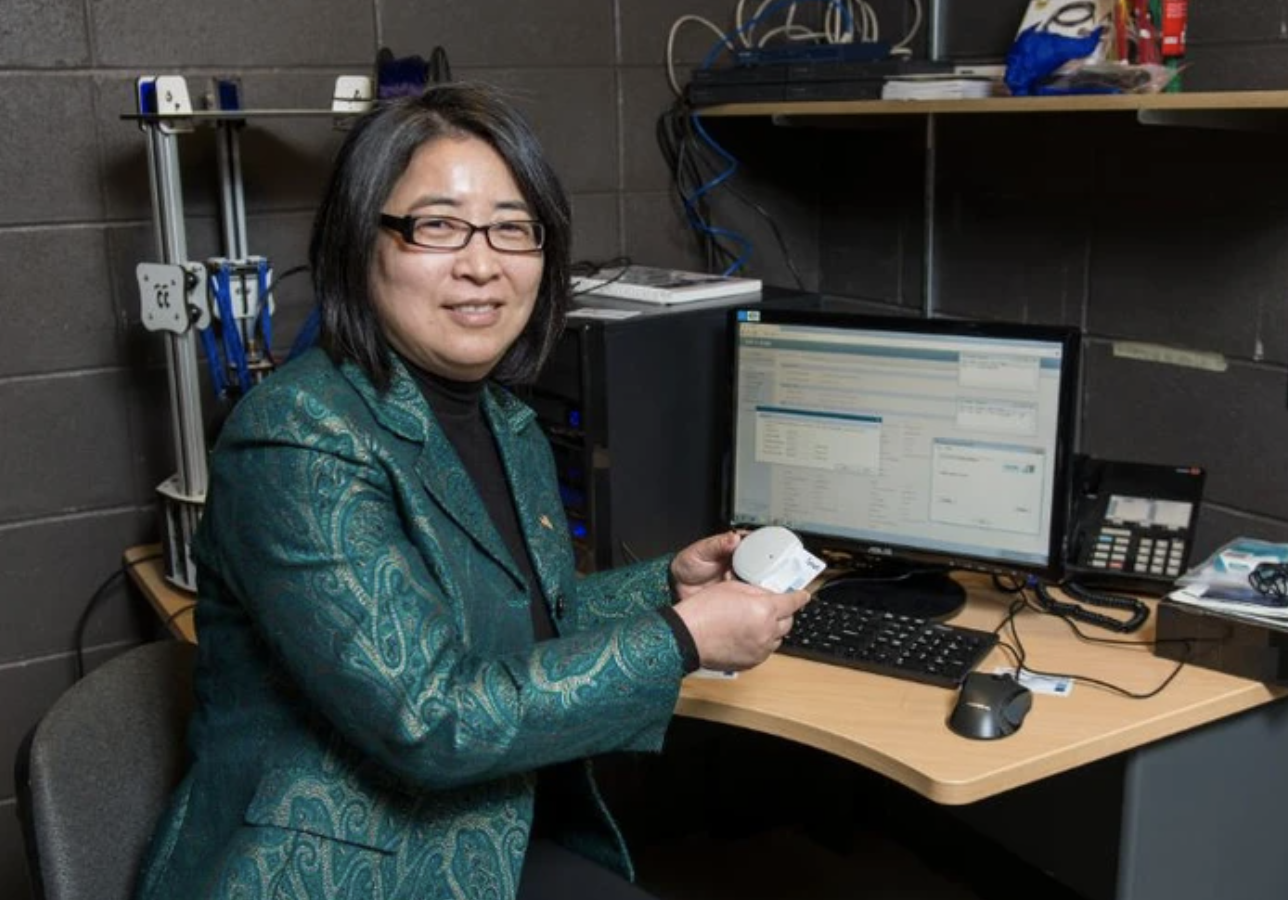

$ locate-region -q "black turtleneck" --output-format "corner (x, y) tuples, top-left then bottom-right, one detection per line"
(398, 354), (699, 672)
(401, 358), (555, 642)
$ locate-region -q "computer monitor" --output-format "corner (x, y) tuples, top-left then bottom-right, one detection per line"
(728, 308), (1081, 620)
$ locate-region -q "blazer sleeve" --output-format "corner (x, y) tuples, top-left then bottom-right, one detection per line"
(199, 388), (686, 794)
(568, 556), (677, 625)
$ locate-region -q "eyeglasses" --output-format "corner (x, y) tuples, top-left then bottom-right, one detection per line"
(379, 213), (545, 253)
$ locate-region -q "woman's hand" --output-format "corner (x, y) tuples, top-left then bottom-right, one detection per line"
(670, 531), (741, 601)
(672, 580), (811, 672)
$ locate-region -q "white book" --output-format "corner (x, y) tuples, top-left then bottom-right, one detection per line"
(571, 265), (762, 305)
(882, 77), (1005, 101)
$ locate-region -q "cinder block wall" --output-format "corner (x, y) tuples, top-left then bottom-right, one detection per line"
(0, 1), (769, 891)
(2, 0), (1285, 894)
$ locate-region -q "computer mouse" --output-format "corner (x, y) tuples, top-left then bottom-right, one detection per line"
(947, 672), (1033, 740)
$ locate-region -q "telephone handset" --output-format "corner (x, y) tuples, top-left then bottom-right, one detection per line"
(1064, 456), (1206, 597)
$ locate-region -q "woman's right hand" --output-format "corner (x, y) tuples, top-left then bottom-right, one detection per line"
(672, 580), (812, 672)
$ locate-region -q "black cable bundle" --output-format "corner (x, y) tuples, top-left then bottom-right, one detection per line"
(654, 100), (805, 288)
(1249, 562), (1288, 601)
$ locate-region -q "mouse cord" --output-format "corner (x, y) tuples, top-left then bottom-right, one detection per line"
(991, 586), (1193, 700)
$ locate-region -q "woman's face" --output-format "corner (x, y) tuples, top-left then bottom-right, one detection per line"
(373, 135), (544, 382)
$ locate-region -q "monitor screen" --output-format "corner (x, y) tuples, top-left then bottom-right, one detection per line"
(728, 308), (1081, 612)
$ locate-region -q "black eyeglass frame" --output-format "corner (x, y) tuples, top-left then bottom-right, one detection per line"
(378, 213), (546, 253)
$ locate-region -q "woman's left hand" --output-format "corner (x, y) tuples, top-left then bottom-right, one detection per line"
(670, 531), (741, 601)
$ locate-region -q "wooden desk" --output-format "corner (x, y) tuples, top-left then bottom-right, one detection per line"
(125, 544), (197, 644)
(125, 544), (1282, 802)
(125, 544), (1288, 898)
(678, 573), (1286, 805)
(676, 573), (1288, 900)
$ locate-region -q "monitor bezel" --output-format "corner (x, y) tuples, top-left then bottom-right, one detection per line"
(725, 307), (1082, 584)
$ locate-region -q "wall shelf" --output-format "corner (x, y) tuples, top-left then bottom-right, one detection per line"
(693, 88), (1288, 316)
(696, 89), (1288, 130)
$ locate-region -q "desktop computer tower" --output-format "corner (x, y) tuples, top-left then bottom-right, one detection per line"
(519, 289), (815, 572)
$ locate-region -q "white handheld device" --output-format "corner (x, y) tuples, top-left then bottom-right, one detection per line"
(732, 526), (826, 593)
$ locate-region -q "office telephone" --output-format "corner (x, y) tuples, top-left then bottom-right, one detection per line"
(1064, 456), (1206, 597)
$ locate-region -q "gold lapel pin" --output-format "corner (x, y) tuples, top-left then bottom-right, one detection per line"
(539, 515), (554, 530)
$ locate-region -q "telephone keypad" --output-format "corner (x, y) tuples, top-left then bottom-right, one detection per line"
(1088, 528), (1186, 579)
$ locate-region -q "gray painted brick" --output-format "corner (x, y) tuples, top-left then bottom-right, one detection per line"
(815, 124), (924, 306)
(0, 228), (121, 378)
(1188, 0), (1288, 46)
(1183, 43), (1288, 91)
(621, 0), (741, 68)
(622, 67), (680, 194)
(1196, 506), (1288, 562)
(1262, 264), (1288, 367)
(571, 193), (622, 263)
(1087, 117), (1288, 212)
(818, 133), (923, 306)
(382, 0), (613, 68)
(0, 798), (34, 900)
(936, 193), (1087, 327)
(1080, 341), (1288, 521)
(462, 67), (620, 195)
(623, 191), (708, 271)
(1088, 208), (1288, 361)
(0, 372), (138, 524)
(0, 0), (88, 67)
(0, 510), (155, 664)
(0, 76), (103, 226)
(937, 115), (1099, 201)
(818, 201), (918, 306)
(91, 0), (373, 68)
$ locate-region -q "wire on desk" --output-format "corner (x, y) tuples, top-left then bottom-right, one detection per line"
(74, 552), (164, 682)
(992, 586), (1198, 700)
(569, 256), (633, 296)
(162, 602), (197, 633)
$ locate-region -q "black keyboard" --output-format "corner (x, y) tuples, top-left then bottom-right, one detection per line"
(781, 594), (999, 688)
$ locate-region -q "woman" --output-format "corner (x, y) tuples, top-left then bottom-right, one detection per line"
(135, 83), (809, 900)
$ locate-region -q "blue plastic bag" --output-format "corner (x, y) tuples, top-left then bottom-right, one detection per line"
(1005, 25), (1105, 96)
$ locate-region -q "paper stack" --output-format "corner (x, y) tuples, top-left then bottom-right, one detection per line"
(1165, 538), (1288, 628)
(881, 77), (1006, 101)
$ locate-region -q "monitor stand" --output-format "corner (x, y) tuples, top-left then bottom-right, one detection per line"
(813, 563), (966, 622)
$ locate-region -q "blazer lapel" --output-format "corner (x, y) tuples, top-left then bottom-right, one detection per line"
(340, 359), (526, 589)
(485, 387), (568, 606)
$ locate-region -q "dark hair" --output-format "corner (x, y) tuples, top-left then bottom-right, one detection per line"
(309, 83), (572, 389)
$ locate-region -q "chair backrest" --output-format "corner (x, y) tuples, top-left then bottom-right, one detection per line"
(15, 640), (197, 900)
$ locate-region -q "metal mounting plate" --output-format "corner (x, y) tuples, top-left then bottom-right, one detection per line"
(138, 262), (209, 334)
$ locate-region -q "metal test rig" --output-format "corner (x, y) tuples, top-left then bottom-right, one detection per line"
(130, 74), (371, 591)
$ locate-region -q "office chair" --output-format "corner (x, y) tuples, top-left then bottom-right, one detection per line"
(14, 640), (197, 900)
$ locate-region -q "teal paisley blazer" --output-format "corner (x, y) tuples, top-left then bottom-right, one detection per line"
(135, 349), (687, 900)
